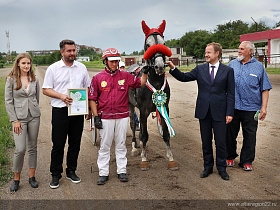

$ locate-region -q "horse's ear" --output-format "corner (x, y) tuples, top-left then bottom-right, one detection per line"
(142, 20), (150, 36)
(158, 20), (166, 34)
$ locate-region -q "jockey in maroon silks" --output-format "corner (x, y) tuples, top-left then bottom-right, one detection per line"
(88, 48), (149, 185)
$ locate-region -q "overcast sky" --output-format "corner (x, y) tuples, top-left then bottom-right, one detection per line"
(0, 0), (279, 54)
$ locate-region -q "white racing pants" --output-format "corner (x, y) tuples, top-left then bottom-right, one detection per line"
(97, 117), (129, 176)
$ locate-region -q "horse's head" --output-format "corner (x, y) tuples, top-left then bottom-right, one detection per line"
(142, 20), (172, 75)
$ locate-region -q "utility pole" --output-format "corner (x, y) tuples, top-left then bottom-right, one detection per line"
(251, 17), (259, 58)
(251, 17), (258, 32)
(6, 30), (11, 61)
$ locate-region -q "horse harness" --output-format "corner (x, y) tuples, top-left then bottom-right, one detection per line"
(145, 33), (167, 68)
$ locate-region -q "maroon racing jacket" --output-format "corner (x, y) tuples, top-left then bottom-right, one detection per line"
(89, 68), (141, 119)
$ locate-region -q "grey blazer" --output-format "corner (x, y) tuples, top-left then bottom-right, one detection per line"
(5, 76), (41, 122)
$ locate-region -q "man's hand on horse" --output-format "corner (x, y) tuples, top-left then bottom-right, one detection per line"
(94, 116), (103, 129)
(166, 61), (175, 69)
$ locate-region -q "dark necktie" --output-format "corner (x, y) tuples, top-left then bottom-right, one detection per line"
(210, 66), (215, 83)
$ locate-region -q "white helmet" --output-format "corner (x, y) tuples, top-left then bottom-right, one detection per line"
(119, 61), (125, 68)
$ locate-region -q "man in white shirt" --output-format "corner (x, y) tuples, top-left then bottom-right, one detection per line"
(42, 39), (91, 189)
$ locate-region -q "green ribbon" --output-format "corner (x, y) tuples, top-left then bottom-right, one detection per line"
(152, 90), (176, 137)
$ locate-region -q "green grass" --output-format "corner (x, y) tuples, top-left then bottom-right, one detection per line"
(0, 77), (14, 185)
(176, 64), (280, 74)
(265, 68), (280, 74)
(81, 61), (104, 69)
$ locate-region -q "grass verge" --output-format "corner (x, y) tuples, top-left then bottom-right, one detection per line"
(0, 77), (14, 185)
(176, 64), (280, 74)
(81, 60), (104, 69)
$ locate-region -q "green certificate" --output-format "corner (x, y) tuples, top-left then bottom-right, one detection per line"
(68, 88), (88, 116)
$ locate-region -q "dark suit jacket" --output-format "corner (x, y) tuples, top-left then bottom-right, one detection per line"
(170, 63), (235, 121)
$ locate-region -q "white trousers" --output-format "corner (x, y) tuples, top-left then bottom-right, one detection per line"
(97, 117), (129, 176)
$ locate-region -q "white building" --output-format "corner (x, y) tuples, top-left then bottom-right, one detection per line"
(76, 57), (90, 62)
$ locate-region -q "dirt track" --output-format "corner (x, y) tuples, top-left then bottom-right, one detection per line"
(0, 66), (279, 209)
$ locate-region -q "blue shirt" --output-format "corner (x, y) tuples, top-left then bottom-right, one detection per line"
(228, 57), (272, 111)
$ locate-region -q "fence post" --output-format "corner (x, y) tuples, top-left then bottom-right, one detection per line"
(264, 55), (267, 68)
(187, 59), (189, 66)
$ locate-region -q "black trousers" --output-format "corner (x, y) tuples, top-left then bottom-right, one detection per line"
(199, 110), (227, 172)
(50, 107), (84, 177)
(226, 109), (258, 166)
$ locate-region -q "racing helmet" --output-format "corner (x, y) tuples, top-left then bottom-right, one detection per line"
(102, 48), (121, 63)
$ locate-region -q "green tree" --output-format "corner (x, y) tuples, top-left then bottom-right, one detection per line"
(166, 38), (180, 47)
(182, 30), (212, 57)
(0, 53), (4, 68)
(91, 53), (102, 61)
(79, 47), (96, 56)
(11, 51), (17, 56)
(249, 20), (271, 33)
(212, 20), (250, 49)
(166, 30), (212, 57)
(166, 19), (272, 57)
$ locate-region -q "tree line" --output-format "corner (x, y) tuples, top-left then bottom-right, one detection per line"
(31, 47), (102, 65)
(166, 20), (279, 58)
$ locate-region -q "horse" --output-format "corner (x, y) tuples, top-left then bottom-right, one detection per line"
(127, 20), (178, 171)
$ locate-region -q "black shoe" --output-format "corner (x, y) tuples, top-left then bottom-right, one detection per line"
(136, 124), (140, 131)
(200, 169), (213, 178)
(50, 176), (60, 189)
(117, 173), (128, 182)
(219, 171), (229, 180)
(29, 177), (38, 188)
(66, 171), (81, 183)
(10, 180), (20, 192)
(97, 176), (109, 185)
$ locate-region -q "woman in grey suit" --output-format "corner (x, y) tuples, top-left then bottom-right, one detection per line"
(5, 53), (41, 192)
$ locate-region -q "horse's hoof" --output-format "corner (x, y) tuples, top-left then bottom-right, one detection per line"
(131, 149), (139, 156)
(140, 161), (149, 171)
(168, 161), (178, 170)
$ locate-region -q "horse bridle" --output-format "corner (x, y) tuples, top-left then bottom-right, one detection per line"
(145, 33), (168, 68)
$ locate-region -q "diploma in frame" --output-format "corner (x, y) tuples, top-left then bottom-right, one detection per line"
(68, 88), (88, 116)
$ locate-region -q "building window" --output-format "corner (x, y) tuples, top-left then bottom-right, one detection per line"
(177, 48), (180, 55)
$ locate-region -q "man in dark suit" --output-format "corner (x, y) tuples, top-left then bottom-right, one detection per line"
(167, 42), (235, 180)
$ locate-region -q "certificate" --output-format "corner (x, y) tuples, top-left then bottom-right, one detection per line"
(68, 88), (88, 116)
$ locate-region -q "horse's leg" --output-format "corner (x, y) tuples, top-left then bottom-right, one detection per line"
(129, 103), (139, 156)
(139, 110), (149, 170)
(160, 107), (178, 170)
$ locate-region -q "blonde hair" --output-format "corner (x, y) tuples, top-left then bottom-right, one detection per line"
(6, 53), (35, 90)
(207, 42), (222, 58)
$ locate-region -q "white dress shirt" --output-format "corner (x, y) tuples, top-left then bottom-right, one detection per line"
(42, 59), (91, 107)
(209, 61), (220, 79)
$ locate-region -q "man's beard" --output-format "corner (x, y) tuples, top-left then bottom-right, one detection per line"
(64, 56), (75, 63)
(237, 55), (245, 61)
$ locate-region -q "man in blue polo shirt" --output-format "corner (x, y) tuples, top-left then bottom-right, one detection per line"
(226, 41), (272, 171)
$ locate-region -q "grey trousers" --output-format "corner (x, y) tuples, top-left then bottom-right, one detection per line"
(13, 112), (40, 173)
